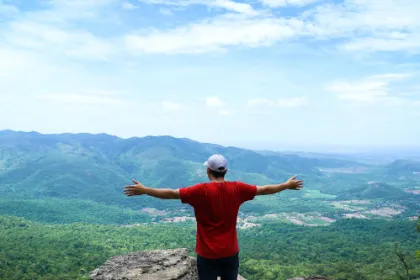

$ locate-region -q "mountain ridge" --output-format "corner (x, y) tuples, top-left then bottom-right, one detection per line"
(0, 130), (328, 210)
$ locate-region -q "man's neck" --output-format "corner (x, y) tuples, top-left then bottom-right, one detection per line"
(210, 178), (225, 183)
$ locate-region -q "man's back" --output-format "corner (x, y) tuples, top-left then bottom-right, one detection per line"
(124, 153), (304, 280)
(179, 181), (257, 259)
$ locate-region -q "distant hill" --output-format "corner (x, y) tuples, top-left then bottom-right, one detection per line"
(339, 182), (410, 200)
(0, 130), (347, 209)
(385, 159), (420, 176)
(257, 150), (368, 168)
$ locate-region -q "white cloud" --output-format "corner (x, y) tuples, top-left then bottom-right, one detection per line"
(212, 0), (258, 15)
(19, 23), (113, 59)
(122, 2), (138, 10)
(4, 0), (420, 63)
(126, 0), (420, 55)
(369, 73), (414, 81)
(125, 15), (303, 54)
(277, 97), (308, 108)
(0, 1), (19, 16)
(303, 0), (420, 53)
(260, 0), (319, 8)
(341, 36), (420, 53)
(162, 101), (182, 109)
(137, 0), (257, 15)
(326, 73), (414, 104)
(1, 0), (420, 147)
(1, 0), (119, 61)
(205, 96), (225, 107)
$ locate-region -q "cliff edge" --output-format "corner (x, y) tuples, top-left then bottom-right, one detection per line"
(89, 248), (327, 280)
(89, 248), (246, 280)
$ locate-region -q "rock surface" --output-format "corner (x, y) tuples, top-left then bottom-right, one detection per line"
(90, 248), (246, 280)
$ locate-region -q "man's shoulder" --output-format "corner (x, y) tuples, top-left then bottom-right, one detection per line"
(180, 182), (207, 191)
(228, 181), (255, 187)
(179, 183), (207, 205)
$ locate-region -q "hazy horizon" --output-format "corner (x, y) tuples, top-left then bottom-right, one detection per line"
(2, 128), (420, 157)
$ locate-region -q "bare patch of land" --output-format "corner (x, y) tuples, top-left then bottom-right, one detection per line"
(365, 207), (404, 217)
(330, 201), (368, 211)
(245, 212), (336, 227)
(140, 208), (167, 216)
(161, 216), (195, 223)
(344, 213), (368, 219)
(318, 167), (369, 174)
(405, 189), (420, 195)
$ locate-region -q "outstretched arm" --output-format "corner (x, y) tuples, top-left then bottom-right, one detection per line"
(256, 175), (304, 195)
(124, 180), (180, 199)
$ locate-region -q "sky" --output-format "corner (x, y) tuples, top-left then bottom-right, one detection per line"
(1, 0), (420, 151)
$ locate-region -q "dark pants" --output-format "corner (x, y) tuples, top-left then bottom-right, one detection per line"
(197, 252), (239, 280)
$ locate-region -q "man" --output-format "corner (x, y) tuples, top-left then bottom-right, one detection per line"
(124, 154), (304, 280)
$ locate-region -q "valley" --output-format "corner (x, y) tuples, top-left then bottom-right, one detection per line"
(0, 130), (419, 280)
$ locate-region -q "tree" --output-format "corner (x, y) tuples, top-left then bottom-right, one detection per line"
(394, 242), (411, 280)
(416, 217), (420, 260)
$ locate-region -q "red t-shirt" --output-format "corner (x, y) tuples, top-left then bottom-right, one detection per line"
(179, 181), (257, 259)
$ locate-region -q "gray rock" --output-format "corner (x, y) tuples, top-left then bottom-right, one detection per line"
(90, 248), (246, 280)
(90, 248), (197, 280)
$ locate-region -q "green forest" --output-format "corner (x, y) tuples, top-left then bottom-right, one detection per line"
(1, 216), (419, 280)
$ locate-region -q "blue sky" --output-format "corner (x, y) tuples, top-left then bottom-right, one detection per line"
(0, 0), (419, 151)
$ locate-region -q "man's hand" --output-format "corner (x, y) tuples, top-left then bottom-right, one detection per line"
(284, 175), (304, 190)
(123, 179), (181, 200)
(256, 175), (304, 195)
(124, 179), (146, 196)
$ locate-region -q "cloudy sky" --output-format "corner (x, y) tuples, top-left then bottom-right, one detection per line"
(1, 0), (419, 151)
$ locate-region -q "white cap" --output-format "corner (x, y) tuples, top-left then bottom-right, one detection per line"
(204, 154), (228, 172)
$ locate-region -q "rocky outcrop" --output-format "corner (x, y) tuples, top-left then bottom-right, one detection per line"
(90, 248), (246, 280)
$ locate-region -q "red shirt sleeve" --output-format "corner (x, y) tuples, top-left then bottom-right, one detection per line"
(236, 182), (257, 204)
(179, 183), (205, 206)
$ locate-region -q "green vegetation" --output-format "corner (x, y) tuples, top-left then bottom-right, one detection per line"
(1, 216), (419, 280)
(303, 189), (337, 199)
(0, 130), (329, 211)
(339, 182), (412, 200)
(0, 215), (195, 280)
(386, 160), (420, 177)
(1, 130), (420, 279)
(0, 199), (152, 224)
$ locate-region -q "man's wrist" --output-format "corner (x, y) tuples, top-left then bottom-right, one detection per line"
(141, 186), (149, 195)
(279, 182), (290, 190)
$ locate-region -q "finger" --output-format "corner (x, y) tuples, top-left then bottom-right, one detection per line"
(132, 179), (140, 184)
(289, 175), (297, 181)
